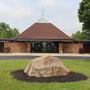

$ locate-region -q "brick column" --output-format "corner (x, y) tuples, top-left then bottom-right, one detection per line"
(59, 43), (63, 53)
(27, 42), (31, 53)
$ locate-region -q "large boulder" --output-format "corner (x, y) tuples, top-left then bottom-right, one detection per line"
(24, 56), (70, 77)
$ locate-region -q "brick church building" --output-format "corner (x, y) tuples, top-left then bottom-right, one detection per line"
(0, 18), (90, 53)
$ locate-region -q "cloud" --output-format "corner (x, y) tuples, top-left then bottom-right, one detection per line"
(0, 0), (32, 19)
(41, 0), (57, 8)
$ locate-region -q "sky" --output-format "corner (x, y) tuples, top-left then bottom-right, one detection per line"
(0, 0), (82, 36)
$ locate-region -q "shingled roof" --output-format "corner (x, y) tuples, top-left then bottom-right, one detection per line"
(17, 18), (71, 40)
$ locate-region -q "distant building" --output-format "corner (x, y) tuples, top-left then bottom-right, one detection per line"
(0, 18), (90, 53)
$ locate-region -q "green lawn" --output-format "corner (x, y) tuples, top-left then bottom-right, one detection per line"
(0, 59), (90, 90)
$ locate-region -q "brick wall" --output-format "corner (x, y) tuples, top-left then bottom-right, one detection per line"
(4, 42), (27, 53)
(4, 42), (83, 53)
(63, 43), (83, 53)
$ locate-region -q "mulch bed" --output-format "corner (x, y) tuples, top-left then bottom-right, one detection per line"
(11, 70), (88, 83)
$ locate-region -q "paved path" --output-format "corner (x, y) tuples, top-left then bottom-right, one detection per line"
(0, 53), (90, 60)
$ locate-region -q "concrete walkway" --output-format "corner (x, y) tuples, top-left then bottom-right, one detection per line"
(0, 53), (90, 57)
(0, 53), (90, 60)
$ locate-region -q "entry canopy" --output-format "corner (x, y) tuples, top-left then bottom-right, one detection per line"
(17, 18), (71, 40)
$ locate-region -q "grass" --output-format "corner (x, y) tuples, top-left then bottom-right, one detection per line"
(0, 59), (90, 90)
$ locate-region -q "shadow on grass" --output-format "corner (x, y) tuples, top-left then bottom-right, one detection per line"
(11, 70), (88, 83)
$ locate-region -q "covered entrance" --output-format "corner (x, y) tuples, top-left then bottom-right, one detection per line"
(0, 42), (4, 52)
(31, 41), (59, 53)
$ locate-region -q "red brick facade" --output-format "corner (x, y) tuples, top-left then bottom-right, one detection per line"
(59, 43), (83, 53)
(3, 42), (83, 53)
(4, 42), (27, 53)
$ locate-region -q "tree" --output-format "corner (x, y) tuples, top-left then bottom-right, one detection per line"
(71, 31), (83, 40)
(0, 22), (19, 38)
(78, 0), (90, 39)
(7, 28), (19, 38)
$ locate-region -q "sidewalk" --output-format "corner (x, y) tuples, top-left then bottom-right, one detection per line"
(0, 53), (90, 57)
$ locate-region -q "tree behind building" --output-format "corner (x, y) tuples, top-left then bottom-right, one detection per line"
(0, 22), (19, 38)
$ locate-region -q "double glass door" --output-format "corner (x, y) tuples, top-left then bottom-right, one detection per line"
(31, 41), (59, 53)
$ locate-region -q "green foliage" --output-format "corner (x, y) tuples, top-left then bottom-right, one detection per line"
(0, 22), (19, 38)
(78, 0), (90, 39)
(71, 31), (83, 40)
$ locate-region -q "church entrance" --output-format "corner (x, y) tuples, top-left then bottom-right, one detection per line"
(31, 41), (59, 53)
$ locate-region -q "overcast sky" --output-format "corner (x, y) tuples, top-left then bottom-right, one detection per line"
(0, 0), (82, 36)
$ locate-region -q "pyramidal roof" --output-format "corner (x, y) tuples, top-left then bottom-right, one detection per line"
(17, 18), (71, 40)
